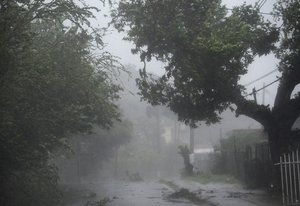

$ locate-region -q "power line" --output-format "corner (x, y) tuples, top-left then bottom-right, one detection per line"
(255, 0), (264, 8)
(243, 68), (279, 87)
(225, 7), (274, 16)
(258, 0), (267, 10)
(244, 77), (281, 97)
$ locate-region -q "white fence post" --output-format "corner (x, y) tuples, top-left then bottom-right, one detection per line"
(276, 150), (300, 205)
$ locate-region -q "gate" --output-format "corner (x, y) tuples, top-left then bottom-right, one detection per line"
(275, 150), (300, 205)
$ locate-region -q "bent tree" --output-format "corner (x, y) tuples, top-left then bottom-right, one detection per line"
(112, 0), (300, 163)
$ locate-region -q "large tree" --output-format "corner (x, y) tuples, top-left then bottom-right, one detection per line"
(111, 0), (300, 163)
(0, 0), (121, 205)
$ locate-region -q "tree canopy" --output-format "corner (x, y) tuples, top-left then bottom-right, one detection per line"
(0, 0), (124, 205)
(112, 0), (300, 161)
(112, 0), (279, 125)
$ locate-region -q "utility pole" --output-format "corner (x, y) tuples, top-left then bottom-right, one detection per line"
(189, 126), (194, 153)
(219, 128), (223, 140)
(233, 136), (239, 176)
(114, 146), (119, 177)
(156, 107), (161, 154)
(174, 119), (178, 145)
(252, 87), (257, 104)
(262, 82), (266, 105)
(76, 137), (81, 184)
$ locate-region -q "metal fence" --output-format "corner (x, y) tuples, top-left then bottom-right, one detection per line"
(275, 150), (300, 205)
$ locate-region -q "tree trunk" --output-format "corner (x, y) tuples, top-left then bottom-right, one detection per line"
(234, 95), (299, 163)
(265, 125), (295, 191)
(267, 124), (293, 164)
(267, 129), (282, 164)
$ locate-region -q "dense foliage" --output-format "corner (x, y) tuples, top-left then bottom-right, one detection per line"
(112, 0), (300, 162)
(0, 1), (122, 205)
(112, 0), (278, 124)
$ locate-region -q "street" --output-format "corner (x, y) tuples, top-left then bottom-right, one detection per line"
(64, 178), (282, 206)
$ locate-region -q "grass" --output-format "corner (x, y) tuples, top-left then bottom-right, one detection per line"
(183, 173), (241, 185)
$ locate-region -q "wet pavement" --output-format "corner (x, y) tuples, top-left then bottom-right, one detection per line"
(64, 179), (282, 206)
(95, 181), (199, 206)
(174, 179), (282, 206)
(65, 180), (199, 206)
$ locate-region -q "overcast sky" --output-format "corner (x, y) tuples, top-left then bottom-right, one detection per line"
(89, 0), (298, 107)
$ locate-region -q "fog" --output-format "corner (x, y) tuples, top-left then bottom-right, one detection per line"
(56, 1), (285, 205)
(2, 0), (296, 206)
(58, 61), (267, 204)
(56, 64), (272, 206)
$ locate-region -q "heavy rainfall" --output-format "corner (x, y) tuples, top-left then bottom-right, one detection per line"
(1, 0), (300, 206)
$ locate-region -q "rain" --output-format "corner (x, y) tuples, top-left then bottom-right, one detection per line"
(1, 0), (299, 206)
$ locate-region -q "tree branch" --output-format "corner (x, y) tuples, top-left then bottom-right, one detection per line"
(234, 95), (273, 128)
(274, 73), (300, 109)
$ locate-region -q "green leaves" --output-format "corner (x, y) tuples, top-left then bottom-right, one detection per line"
(113, 0), (279, 125)
(0, 1), (123, 205)
(274, 1), (300, 75)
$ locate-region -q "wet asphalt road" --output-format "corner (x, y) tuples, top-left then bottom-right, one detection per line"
(65, 179), (282, 206)
(91, 180), (200, 206)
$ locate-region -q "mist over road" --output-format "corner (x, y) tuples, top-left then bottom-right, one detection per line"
(65, 180), (199, 206)
(64, 178), (281, 206)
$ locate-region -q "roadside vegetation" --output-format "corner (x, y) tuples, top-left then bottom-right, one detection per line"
(0, 1), (131, 205)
